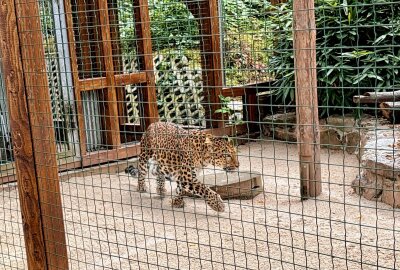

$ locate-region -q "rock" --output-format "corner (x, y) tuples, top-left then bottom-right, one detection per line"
(263, 112), (297, 125)
(351, 173), (384, 201)
(344, 130), (361, 154)
(272, 127), (297, 142)
(352, 175), (369, 196)
(262, 112), (297, 140)
(381, 181), (400, 208)
(325, 114), (356, 132)
(354, 129), (400, 207)
(319, 127), (343, 150)
(361, 130), (400, 180)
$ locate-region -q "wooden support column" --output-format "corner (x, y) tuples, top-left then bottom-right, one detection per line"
(1, 0), (69, 269)
(134, 0), (159, 129)
(98, 0), (121, 147)
(0, 3), (47, 269)
(185, 0), (224, 128)
(293, 0), (321, 198)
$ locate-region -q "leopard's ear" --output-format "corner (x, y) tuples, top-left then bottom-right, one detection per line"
(205, 133), (213, 145)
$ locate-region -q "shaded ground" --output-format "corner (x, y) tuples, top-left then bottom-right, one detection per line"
(1, 140), (400, 269)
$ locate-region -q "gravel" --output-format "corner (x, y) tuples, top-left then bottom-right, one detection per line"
(1, 140), (400, 269)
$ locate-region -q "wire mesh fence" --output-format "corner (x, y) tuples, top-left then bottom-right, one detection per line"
(1, 0), (400, 269)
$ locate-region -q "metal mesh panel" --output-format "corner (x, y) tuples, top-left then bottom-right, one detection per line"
(2, 0), (400, 269)
(154, 53), (205, 126)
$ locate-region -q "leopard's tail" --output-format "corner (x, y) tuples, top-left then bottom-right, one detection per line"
(125, 165), (139, 176)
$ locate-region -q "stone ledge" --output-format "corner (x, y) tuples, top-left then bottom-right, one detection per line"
(352, 130), (400, 207)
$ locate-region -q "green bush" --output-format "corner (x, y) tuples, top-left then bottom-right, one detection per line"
(149, 0), (199, 50)
(222, 0), (272, 85)
(269, 0), (400, 117)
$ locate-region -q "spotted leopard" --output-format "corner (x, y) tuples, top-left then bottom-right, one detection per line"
(125, 122), (239, 212)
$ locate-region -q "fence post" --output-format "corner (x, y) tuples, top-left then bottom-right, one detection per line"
(0, 0), (69, 269)
(293, 0), (322, 198)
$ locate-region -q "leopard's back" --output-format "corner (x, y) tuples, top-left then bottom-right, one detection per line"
(141, 122), (209, 168)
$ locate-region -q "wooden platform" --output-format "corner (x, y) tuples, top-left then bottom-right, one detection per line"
(198, 171), (264, 200)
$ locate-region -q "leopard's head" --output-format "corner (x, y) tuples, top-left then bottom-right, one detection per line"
(205, 135), (239, 171)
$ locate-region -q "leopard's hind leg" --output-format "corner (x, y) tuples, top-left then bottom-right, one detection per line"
(172, 167), (225, 212)
(137, 151), (149, 192)
(155, 166), (168, 196)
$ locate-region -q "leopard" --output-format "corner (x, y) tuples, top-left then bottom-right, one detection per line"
(125, 122), (239, 212)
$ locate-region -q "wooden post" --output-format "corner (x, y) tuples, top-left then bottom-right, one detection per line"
(2, 0), (69, 268)
(98, 0), (121, 147)
(0, 3), (47, 269)
(184, 0), (224, 128)
(293, 0), (322, 198)
(134, 0), (159, 129)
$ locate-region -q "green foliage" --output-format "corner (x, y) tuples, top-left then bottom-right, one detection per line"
(149, 0), (199, 50)
(118, 0), (199, 51)
(269, 0), (400, 116)
(222, 0), (272, 85)
(215, 95), (244, 125)
(215, 95), (235, 115)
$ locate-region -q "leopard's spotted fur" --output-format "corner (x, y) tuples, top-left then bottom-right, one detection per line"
(125, 122), (239, 212)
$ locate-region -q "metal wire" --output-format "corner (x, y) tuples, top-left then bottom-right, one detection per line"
(1, 0), (400, 269)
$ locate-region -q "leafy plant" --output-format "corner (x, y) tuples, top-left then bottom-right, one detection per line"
(222, 0), (272, 85)
(149, 0), (199, 50)
(269, 0), (400, 117)
(215, 95), (244, 125)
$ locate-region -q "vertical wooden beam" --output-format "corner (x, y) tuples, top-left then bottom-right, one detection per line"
(134, 0), (159, 129)
(108, 0), (128, 125)
(0, 2), (47, 269)
(293, 0), (321, 198)
(63, 0), (87, 156)
(13, 0), (69, 268)
(185, 0), (224, 128)
(98, 0), (121, 147)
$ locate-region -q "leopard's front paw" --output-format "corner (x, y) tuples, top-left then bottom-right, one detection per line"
(207, 193), (225, 212)
(156, 186), (167, 196)
(171, 196), (185, 208)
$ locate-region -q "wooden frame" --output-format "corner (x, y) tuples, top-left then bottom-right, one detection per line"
(184, 0), (224, 128)
(0, 0), (263, 187)
(0, 0), (68, 268)
(63, 0), (158, 156)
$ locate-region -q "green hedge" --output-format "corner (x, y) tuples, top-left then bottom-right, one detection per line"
(269, 0), (400, 116)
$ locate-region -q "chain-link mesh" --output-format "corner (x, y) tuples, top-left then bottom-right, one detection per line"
(1, 0), (400, 269)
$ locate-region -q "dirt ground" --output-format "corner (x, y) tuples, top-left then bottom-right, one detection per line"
(1, 140), (400, 270)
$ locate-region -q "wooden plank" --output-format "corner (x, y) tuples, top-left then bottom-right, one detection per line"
(11, 0), (69, 268)
(81, 143), (140, 167)
(202, 124), (248, 137)
(185, 0), (224, 128)
(78, 73), (147, 91)
(98, 0), (121, 148)
(0, 4), (47, 267)
(75, 0), (95, 77)
(293, 0), (321, 198)
(107, 0), (127, 125)
(221, 87), (246, 97)
(64, 0), (88, 156)
(353, 90), (400, 104)
(115, 72), (147, 86)
(134, 0), (159, 128)
(79, 77), (108, 91)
